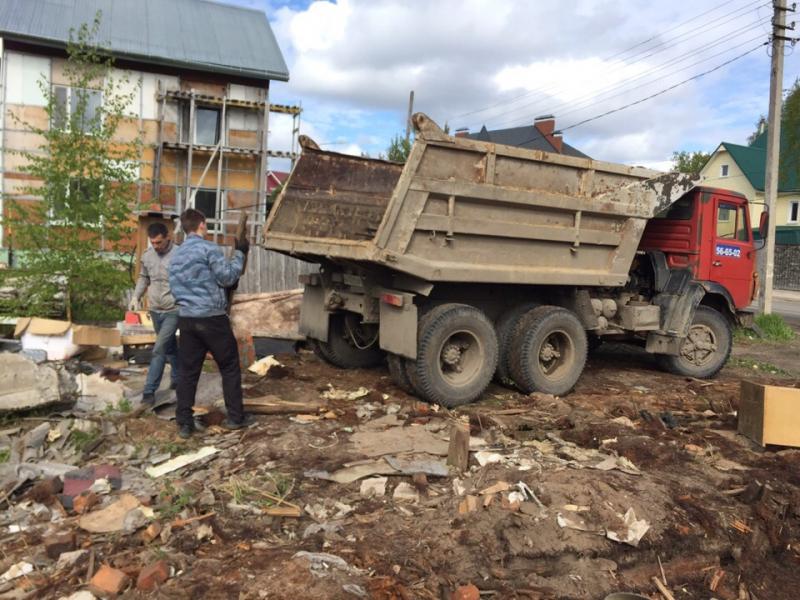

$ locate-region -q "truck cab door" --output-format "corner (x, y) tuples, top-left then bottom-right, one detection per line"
(705, 197), (754, 308)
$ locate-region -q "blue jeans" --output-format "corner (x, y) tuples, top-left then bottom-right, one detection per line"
(143, 310), (179, 395)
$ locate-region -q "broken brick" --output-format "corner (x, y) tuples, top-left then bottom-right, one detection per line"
(140, 522), (162, 544)
(136, 560), (169, 592)
(452, 583), (480, 600)
(89, 564), (129, 596)
(44, 531), (76, 559)
(73, 491), (99, 514)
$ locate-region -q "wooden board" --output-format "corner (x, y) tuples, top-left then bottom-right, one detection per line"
(739, 380), (800, 447)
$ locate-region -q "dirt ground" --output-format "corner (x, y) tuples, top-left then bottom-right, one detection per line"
(3, 328), (800, 600)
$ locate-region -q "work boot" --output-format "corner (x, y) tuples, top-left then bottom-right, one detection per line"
(142, 393), (155, 406)
(221, 414), (253, 431)
(177, 423), (194, 439)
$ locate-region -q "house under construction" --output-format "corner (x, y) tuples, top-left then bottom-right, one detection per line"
(0, 0), (297, 264)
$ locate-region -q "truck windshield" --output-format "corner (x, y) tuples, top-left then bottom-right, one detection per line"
(654, 195), (693, 220)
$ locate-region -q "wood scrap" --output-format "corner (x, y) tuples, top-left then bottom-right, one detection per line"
(243, 395), (322, 414)
(652, 576), (676, 600)
(447, 421), (470, 472)
(171, 512), (216, 529)
(263, 506), (302, 517)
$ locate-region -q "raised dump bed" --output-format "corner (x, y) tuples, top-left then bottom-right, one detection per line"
(264, 113), (696, 287)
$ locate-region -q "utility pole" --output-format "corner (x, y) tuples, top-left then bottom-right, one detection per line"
(405, 90), (415, 143)
(759, 1), (792, 314)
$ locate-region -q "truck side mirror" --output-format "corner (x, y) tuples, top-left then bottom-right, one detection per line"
(759, 211), (769, 239)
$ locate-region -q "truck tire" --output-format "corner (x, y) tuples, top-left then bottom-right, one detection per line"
(387, 353), (415, 394)
(495, 302), (539, 386)
(509, 305), (588, 396)
(315, 313), (385, 369)
(409, 303), (498, 407)
(656, 306), (732, 378)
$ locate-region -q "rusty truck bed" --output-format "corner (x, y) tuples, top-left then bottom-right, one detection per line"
(263, 114), (696, 287)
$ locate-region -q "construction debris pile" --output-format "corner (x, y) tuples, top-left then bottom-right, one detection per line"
(0, 337), (799, 599)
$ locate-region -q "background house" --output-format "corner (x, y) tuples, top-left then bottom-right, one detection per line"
(460, 115), (589, 158)
(0, 0), (299, 272)
(701, 130), (800, 290)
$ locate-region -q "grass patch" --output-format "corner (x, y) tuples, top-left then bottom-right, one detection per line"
(755, 313), (796, 342)
(70, 428), (100, 451)
(729, 357), (791, 376)
(0, 448), (10, 464)
(157, 480), (195, 519)
(220, 471), (294, 509)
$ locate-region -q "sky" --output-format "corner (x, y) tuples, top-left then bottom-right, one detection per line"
(224, 0), (800, 172)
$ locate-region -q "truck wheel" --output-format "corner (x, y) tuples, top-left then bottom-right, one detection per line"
(656, 306), (732, 378)
(387, 353), (415, 394)
(495, 302), (538, 385)
(316, 313), (385, 369)
(509, 305), (588, 396)
(409, 303), (498, 407)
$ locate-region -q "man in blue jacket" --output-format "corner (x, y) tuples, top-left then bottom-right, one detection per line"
(168, 208), (249, 439)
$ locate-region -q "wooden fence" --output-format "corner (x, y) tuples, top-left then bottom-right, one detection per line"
(223, 246), (316, 294)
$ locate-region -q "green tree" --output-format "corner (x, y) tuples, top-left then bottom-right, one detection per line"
(386, 134), (412, 163)
(2, 14), (141, 321)
(671, 150), (711, 174)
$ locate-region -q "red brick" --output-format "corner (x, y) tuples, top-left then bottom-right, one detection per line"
(73, 491), (99, 514)
(452, 584), (480, 600)
(136, 560), (170, 591)
(89, 564), (130, 596)
(140, 522), (162, 544)
(44, 531), (76, 559)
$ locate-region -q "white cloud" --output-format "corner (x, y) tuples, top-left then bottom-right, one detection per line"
(240, 0), (800, 165)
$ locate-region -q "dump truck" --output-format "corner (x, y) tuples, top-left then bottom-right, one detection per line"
(263, 114), (759, 406)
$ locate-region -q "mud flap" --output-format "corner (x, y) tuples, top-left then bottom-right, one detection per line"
(379, 294), (418, 360)
(299, 285), (329, 342)
(646, 275), (705, 354)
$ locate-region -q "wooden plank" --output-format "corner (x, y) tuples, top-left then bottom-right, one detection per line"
(447, 421), (470, 472)
(243, 395), (322, 414)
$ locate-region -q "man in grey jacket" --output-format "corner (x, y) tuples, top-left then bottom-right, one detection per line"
(130, 222), (179, 405)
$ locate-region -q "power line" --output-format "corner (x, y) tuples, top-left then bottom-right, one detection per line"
(469, 8), (770, 131)
(511, 42), (767, 147)
(490, 24), (769, 131)
(448, 0), (766, 124)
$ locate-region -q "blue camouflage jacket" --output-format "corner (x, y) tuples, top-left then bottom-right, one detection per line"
(168, 234), (245, 318)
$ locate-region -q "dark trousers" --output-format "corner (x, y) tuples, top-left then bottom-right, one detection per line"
(176, 315), (244, 427)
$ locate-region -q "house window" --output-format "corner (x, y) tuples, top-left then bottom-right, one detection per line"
(51, 179), (92, 220)
(182, 106), (221, 145)
(789, 200), (799, 224)
(52, 85), (102, 132)
(193, 189), (222, 232)
(720, 164), (729, 177)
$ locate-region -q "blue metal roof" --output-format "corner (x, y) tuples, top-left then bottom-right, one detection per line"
(0, 0), (289, 82)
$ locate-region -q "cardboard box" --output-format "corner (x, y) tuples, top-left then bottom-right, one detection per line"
(14, 318), (122, 360)
(738, 380), (800, 447)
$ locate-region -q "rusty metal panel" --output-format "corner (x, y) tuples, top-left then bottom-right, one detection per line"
(267, 148), (402, 241)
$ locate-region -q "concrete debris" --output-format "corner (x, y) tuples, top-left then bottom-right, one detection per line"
(360, 476), (388, 497)
(78, 493), (152, 533)
(1, 561), (33, 582)
(75, 372), (126, 412)
(55, 549), (89, 571)
(474, 451), (504, 466)
(0, 353), (75, 411)
(392, 481), (419, 503)
(321, 384), (370, 401)
(293, 551), (365, 578)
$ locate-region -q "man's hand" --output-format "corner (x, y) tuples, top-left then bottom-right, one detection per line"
(128, 298), (140, 311)
(235, 238), (250, 256)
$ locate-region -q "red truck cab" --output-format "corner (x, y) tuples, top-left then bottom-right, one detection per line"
(640, 187), (757, 311)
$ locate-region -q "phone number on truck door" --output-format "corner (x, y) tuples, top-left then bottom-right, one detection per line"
(715, 244), (741, 258)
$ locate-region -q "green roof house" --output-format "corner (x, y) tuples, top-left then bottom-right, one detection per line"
(701, 129), (800, 231)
